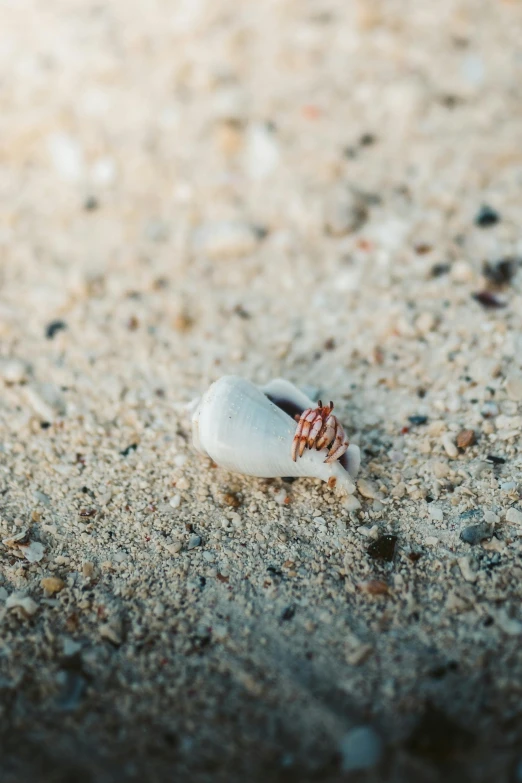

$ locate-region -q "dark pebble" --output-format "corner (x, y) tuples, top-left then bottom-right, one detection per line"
(360, 132), (376, 146)
(482, 258), (519, 287)
(475, 204), (500, 227)
(460, 523), (493, 545)
(459, 509), (481, 520)
(472, 291), (507, 309)
(408, 415), (428, 426)
(40, 421), (51, 429)
(414, 243), (432, 255)
(486, 455), (506, 465)
(84, 196), (99, 211)
(367, 535), (397, 562)
(45, 320), (67, 339)
(120, 443), (138, 457)
(430, 263), (451, 278)
(280, 605), (296, 622)
(281, 477), (297, 484)
(56, 671), (87, 712)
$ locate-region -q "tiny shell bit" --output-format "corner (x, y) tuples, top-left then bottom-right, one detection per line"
(191, 376), (360, 494)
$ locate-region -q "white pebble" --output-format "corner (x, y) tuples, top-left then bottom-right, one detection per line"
(357, 525), (379, 540)
(500, 482), (518, 492)
(458, 556), (477, 583)
(357, 478), (380, 499)
(339, 726), (382, 772)
(496, 610), (522, 636)
(6, 593), (38, 616)
(169, 494), (181, 509)
(0, 358), (30, 384)
(451, 260), (474, 283)
(484, 510), (500, 524)
(274, 488), (287, 505)
(429, 506), (444, 522)
(25, 383), (66, 421)
(174, 454), (187, 468)
(442, 434), (458, 459)
(243, 123), (280, 180)
(506, 507), (522, 526)
(481, 401), (499, 418)
(193, 221), (260, 260)
(506, 373), (522, 402)
(47, 132), (84, 182)
(19, 541), (45, 563)
(324, 187), (368, 236)
(343, 494), (361, 512)
(90, 156), (117, 186)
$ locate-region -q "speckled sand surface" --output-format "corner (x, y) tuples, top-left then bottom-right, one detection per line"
(2, 2), (522, 781)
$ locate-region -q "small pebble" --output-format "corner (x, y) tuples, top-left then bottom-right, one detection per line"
(458, 556), (477, 583)
(339, 726), (383, 772)
(460, 523), (493, 546)
(429, 506), (444, 522)
(475, 204), (500, 227)
(63, 638), (82, 657)
(481, 401), (499, 418)
(344, 495), (361, 512)
(357, 478), (380, 499)
(483, 258), (518, 287)
(47, 133), (84, 181)
(506, 373), (522, 402)
(408, 415), (428, 426)
(358, 580), (389, 595)
(169, 494), (181, 509)
(496, 610), (522, 636)
(19, 541), (45, 563)
(41, 577), (65, 594)
(486, 455), (506, 465)
(193, 221), (261, 260)
(442, 434), (458, 459)
(456, 429), (475, 450)
(472, 291), (507, 309)
(451, 260), (474, 283)
(367, 535), (397, 562)
(358, 525), (379, 540)
(99, 622), (122, 646)
(324, 187), (368, 236)
(187, 535), (202, 550)
(6, 593), (38, 616)
(45, 320), (68, 339)
(25, 384), (66, 420)
(243, 123), (280, 180)
(506, 508), (522, 526)
(0, 358), (30, 384)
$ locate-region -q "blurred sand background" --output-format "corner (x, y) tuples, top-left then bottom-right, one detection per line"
(1, 0), (522, 780)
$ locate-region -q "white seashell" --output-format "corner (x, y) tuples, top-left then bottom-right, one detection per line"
(191, 376), (360, 494)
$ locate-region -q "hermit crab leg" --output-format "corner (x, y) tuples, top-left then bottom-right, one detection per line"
(306, 400), (332, 448)
(315, 412), (336, 451)
(291, 408), (314, 461)
(325, 422), (349, 463)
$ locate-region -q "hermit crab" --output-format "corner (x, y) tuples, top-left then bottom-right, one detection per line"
(191, 376), (360, 494)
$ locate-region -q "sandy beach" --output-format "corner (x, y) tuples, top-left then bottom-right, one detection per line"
(1, 1), (522, 780)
